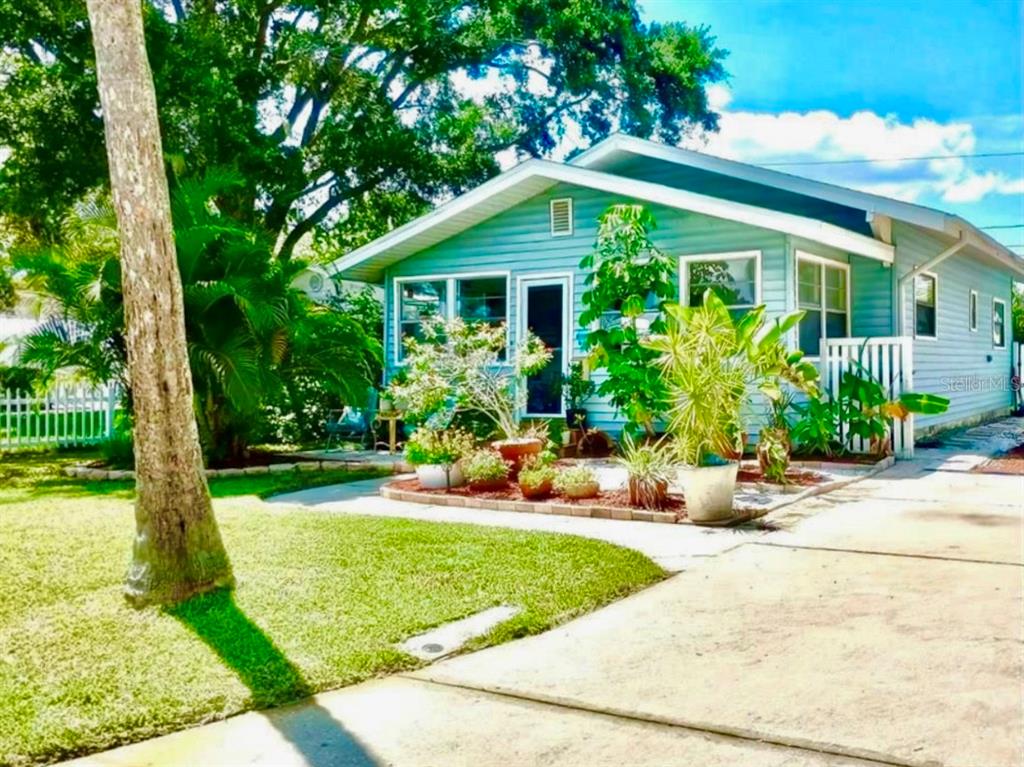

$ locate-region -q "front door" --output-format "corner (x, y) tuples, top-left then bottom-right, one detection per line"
(520, 276), (570, 417)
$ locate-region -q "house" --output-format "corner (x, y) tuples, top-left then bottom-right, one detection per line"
(327, 134), (1023, 452)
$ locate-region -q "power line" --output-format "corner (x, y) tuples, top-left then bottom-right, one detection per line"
(759, 151), (1023, 167)
(980, 224), (1024, 230)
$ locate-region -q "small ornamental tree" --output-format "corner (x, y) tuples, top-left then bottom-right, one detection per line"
(579, 204), (676, 437)
(389, 318), (551, 441)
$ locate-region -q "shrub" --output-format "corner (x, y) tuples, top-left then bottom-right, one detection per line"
(518, 455), (556, 489)
(462, 449), (511, 484)
(615, 435), (673, 509)
(403, 427), (473, 467)
(791, 394), (841, 456)
(553, 464), (598, 493)
(561, 361), (595, 414)
(389, 317), (550, 441)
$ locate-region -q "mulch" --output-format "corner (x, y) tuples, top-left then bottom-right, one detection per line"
(737, 466), (827, 487)
(972, 444), (1024, 476)
(389, 477), (686, 513)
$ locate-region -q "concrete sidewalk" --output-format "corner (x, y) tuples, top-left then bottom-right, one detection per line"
(67, 447), (1024, 767)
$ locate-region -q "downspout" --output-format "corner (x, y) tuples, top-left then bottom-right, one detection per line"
(896, 232), (968, 336)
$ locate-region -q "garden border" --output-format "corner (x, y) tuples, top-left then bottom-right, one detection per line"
(379, 455), (894, 526)
(63, 459), (412, 481)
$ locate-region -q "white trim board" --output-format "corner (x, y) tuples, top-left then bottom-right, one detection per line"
(517, 273), (573, 418)
(328, 159), (895, 282)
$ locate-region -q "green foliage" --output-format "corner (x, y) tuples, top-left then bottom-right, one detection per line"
(838, 361), (950, 457)
(1012, 285), (1023, 344)
(0, 0), (726, 251)
(553, 464), (598, 492)
(579, 205), (678, 436)
(0, 364), (40, 393)
(791, 395), (842, 457)
(561, 360), (596, 411)
(390, 317), (550, 441)
(12, 176), (380, 460)
(757, 427), (790, 483)
(462, 448), (511, 483)
(100, 412), (134, 470)
(517, 455), (557, 489)
(644, 291), (819, 466)
(403, 426), (474, 467)
(615, 435), (673, 510)
(0, 451), (662, 766)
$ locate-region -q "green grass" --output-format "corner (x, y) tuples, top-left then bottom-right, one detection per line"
(0, 452), (664, 766)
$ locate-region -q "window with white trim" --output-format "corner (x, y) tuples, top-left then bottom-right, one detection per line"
(398, 280), (448, 356)
(796, 255), (849, 357)
(682, 252), (760, 320)
(993, 298), (1007, 349)
(397, 275), (508, 361)
(915, 273), (937, 338)
(969, 289), (978, 332)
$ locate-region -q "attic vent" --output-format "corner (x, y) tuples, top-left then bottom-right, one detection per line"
(550, 198), (573, 237)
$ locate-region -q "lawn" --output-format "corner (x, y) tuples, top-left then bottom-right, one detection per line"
(0, 451), (664, 766)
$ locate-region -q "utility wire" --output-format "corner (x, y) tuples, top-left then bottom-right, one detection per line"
(980, 224), (1024, 230)
(759, 151), (1023, 167)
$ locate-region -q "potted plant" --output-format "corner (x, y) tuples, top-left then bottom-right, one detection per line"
(644, 291), (818, 524)
(757, 391), (794, 483)
(389, 317), (552, 473)
(463, 448), (512, 492)
(404, 427), (474, 489)
(553, 464), (600, 499)
(615, 435), (673, 510)
(561, 361), (596, 431)
(517, 454), (556, 499)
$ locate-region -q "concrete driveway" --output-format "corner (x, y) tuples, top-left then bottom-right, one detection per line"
(67, 449), (1023, 767)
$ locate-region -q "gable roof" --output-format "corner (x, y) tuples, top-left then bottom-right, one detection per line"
(573, 133), (1024, 277)
(328, 157), (894, 283)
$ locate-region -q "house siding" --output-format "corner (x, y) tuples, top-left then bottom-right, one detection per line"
(385, 181), (790, 435)
(892, 221), (1016, 432)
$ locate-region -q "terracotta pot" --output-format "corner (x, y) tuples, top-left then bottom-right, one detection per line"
(519, 477), (553, 500)
(492, 438), (543, 476)
(627, 477), (668, 509)
(468, 478), (509, 493)
(560, 480), (600, 500)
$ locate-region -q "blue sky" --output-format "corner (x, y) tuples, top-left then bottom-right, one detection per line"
(642, 0), (1024, 254)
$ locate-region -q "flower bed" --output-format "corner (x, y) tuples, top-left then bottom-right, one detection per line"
(972, 444), (1024, 476)
(382, 477), (683, 524)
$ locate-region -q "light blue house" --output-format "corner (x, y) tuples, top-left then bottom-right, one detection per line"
(328, 134), (1023, 453)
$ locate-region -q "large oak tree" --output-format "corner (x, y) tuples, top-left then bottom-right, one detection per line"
(1, 1), (726, 252)
(86, 0), (233, 606)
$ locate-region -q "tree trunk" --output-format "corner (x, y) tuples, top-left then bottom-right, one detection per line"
(86, 0), (233, 606)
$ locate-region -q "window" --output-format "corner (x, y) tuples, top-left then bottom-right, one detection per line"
(796, 254), (849, 357)
(549, 198), (573, 237)
(993, 298), (1007, 349)
(396, 274), (509, 361)
(682, 251), (760, 320)
(915, 273), (937, 338)
(398, 280), (448, 356)
(969, 289), (978, 332)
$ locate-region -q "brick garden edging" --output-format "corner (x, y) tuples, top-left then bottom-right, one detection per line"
(380, 483), (679, 524)
(64, 459), (412, 482)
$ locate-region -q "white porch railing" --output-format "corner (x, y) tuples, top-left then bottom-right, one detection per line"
(821, 336), (915, 458)
(2, 384), (120, 450)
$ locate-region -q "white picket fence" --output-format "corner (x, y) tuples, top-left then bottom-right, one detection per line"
(821, 336), (915, 458)
(1, 384), (120, 450)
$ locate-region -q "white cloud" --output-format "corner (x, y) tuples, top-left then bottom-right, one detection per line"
(686, 88), (1024, 205)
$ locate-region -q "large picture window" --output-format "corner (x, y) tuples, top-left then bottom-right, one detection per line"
(681, 251), (760, 319)
(915, 273), (937, 339)
(396, 273), (508, 361)
(796, 253), (848, 357)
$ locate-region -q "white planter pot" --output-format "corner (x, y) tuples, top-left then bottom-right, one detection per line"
(677, 462), (738, 525)
(415, 464), (464, 490)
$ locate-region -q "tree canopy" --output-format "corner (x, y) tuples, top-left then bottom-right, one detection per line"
(0, 0), (726, 252)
